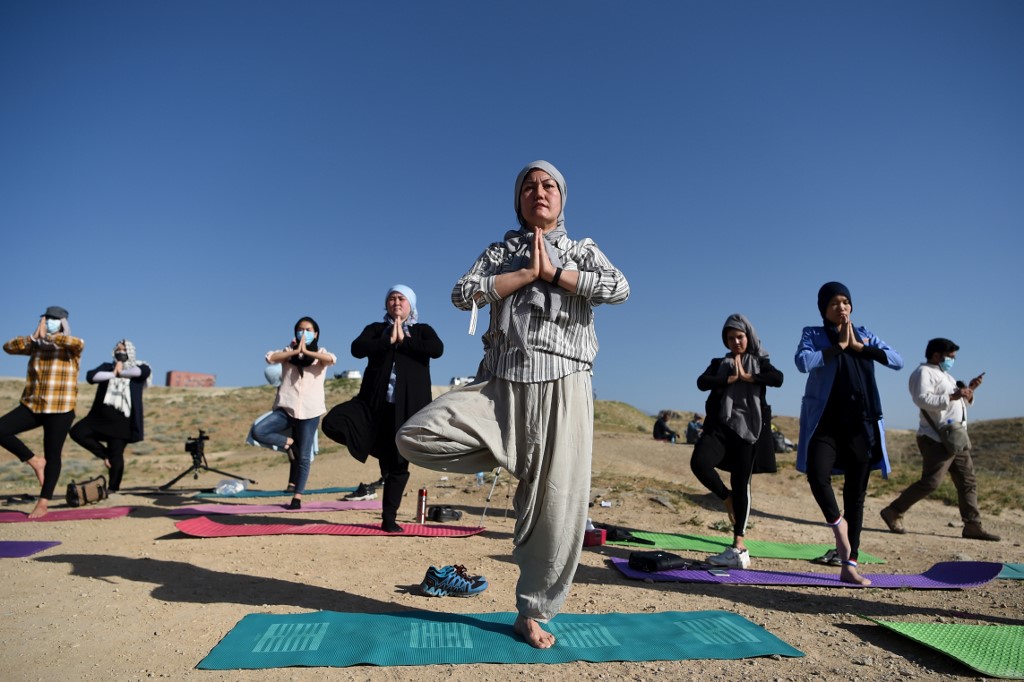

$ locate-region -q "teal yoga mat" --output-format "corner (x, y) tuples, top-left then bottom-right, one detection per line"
(198, 609), (803, 669)
(195, 486), (356, 499)
(868, 618), (1024, 679)
(999, 563), (1024, 580)
(608, 531), (884, 563)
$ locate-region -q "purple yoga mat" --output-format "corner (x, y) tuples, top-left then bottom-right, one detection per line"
(166, 500), (382, 516)
(0, 506), (132, 523)
(611, 558), (1003, 589)
(0, 540), (62, 558)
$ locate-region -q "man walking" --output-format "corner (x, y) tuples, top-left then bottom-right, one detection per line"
(880, 338), (998, 541)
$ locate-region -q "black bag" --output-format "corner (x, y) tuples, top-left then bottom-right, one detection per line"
(66, 475), (108, 507)
(427, 505), (462, 522)
(628, 550), (691, 572)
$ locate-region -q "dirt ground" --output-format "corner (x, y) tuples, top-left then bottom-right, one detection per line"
(0, 432), (1020, 681)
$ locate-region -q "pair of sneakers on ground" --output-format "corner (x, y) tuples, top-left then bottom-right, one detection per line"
(343, 479), (383, 501)
(420, 564), (488, 597)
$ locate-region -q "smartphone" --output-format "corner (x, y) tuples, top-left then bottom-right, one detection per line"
(708, 569), (730, 577)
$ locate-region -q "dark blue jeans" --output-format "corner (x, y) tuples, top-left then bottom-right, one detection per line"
(251, 409), (319, 494)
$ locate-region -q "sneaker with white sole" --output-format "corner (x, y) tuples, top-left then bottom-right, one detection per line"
(343, 483), (377, 501)
(707, 546), (750, 569)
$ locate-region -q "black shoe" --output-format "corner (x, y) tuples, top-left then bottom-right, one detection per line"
(343, 483), (377, 501)
(381, 520), (403, 533)
(427, 505), (463, 522)
(287, 498), (301, 510)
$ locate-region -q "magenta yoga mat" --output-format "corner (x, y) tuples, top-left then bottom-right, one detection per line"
(0, 506), (132, 523)
(166, 500), (382, 516)
(175, 516), (486, 538)
(611, 559), (1003, 589)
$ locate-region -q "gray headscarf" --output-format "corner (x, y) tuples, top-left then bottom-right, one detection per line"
(717, 313), (767, 444)
(497, 160), (569, 350)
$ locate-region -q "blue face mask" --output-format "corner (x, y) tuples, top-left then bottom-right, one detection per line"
(45, 319), (61, 334)
(296, 330), (315, 345)
(939, 357), (955, 373)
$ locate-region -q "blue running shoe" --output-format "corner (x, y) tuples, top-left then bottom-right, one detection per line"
(420, 564), (488, 597)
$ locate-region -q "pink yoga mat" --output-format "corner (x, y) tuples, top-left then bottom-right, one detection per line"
(175, 516), (485, 538)
(166, 500), (382, 516)
(611, 558), (1003, 589)
(0, 506), (132, 523)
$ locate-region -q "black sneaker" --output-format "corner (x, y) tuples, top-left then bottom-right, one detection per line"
(343, 483), (377, 501)
(420, 565), (488, 597)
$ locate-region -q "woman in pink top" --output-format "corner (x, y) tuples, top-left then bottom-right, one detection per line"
(254, 316), (336, 509)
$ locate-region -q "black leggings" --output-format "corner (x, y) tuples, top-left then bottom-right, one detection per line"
(69, 418), (128, 492)
(0, 404), (75, 500)
(806, 430), (871, 561)
(690, 426), (757, 537)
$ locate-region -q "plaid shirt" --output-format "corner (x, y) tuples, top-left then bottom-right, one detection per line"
(4, 334), (85, 414)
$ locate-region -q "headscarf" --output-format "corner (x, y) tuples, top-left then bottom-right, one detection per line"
(384, 284), (418, 326)
(817, 281), (851, 320)
(717, 314), (766, 444)
(497, 160), (569, 350)
(103, 339), (147, 417)
(289, 316), (320, 373)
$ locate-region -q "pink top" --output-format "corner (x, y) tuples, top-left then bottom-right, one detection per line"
(267, 348), (336, 420)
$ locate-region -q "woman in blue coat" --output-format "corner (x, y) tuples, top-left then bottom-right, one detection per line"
(795, 282), (902, 585)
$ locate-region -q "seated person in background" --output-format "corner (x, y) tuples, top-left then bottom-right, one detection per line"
(653, 410), (678, 443)
(686, 413), (704, 444)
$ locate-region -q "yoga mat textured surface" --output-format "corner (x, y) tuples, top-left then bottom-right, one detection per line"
(198, 609), (803, 669)
(611, 559), (1002, 589)
(166, 500), (381, 515)
(196, 486), (356, 499)
(0, 507), (132, 523)
(608, 531), (884, 563)
(176, 516), (485, 538)
(998, 563), (1024, 580)
(0, 540), (62, 558)
(869, 618), (1024, 679)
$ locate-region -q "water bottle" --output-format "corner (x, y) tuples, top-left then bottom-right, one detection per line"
(475, 472), (485, 487)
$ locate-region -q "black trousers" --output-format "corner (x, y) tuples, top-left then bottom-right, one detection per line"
(0, 404), (75, 500)
(690, 425), (757, 537)
(69, 418), (128, 492)
(806, 429), (871, 561)
(322, 400), (410, 525)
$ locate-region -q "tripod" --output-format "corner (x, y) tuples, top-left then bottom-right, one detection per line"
(159, 431), (258, 490)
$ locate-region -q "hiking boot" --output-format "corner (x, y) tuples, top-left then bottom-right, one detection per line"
(880, 506), (905, 534)
(420, 564), (488, 597)
(343, 483), (377, 501)
(707, 546), (750, 569)
(962, 522), (1000, 542)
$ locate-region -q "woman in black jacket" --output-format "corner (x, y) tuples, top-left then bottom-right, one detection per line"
(690, 314), (783, 569)
(70, 339), (151, 492)
(322, 285), (444, 532)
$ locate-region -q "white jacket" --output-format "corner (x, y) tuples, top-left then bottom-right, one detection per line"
(909, 362), (972, 442)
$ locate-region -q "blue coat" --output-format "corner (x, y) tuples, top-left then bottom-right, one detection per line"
(794, 325), (903, 477)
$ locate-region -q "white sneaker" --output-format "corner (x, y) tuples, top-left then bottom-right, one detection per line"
(707, 547), (750, 569)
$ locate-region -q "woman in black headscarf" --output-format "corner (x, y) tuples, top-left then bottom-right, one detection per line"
(71, 339), (151, 492)
(795, 282), (903, 585)
(690, 314), (783, 569)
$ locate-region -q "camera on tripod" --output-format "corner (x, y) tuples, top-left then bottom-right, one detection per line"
(185, 429), (210, 460)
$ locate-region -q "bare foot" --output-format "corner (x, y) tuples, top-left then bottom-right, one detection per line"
(840, 563), (872, 586)
(723, 495), (735, 525)
(514, 615), (556, 649)
(103, 458), (112, 469)
(27, 456), (46, 486)
(28, 498), (49, 519)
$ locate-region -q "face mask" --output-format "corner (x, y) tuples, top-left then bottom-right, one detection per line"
(296, 330), (315, 345)
(939, 357), (955, 373)
(45, 319), (61, 334)
(114, 352), (129, 362)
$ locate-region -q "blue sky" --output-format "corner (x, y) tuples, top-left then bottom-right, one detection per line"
(2, 1), (1022, 430)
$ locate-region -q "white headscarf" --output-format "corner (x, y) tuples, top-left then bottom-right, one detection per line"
(103, 339), (147, 417)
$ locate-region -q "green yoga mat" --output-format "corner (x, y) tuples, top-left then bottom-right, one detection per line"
(608, 531), (884, 564)
(195, 486), (356, 499)
(198, 609), (803, 669)
(868, 618), (1024, 679)
(999, 563), (1024, 580)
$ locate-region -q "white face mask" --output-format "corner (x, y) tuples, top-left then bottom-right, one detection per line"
(45, 319), (62, 334)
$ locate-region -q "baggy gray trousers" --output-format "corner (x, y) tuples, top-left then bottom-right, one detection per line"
(396, 370), (593, 622)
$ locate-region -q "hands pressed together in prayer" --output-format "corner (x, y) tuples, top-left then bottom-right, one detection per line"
(835, 313), (864, 352)
(726, 354), (754, 384)
(389, 315), (406, 345)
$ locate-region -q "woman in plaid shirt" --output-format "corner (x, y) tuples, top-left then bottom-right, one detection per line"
(1, 306), (84, 518)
